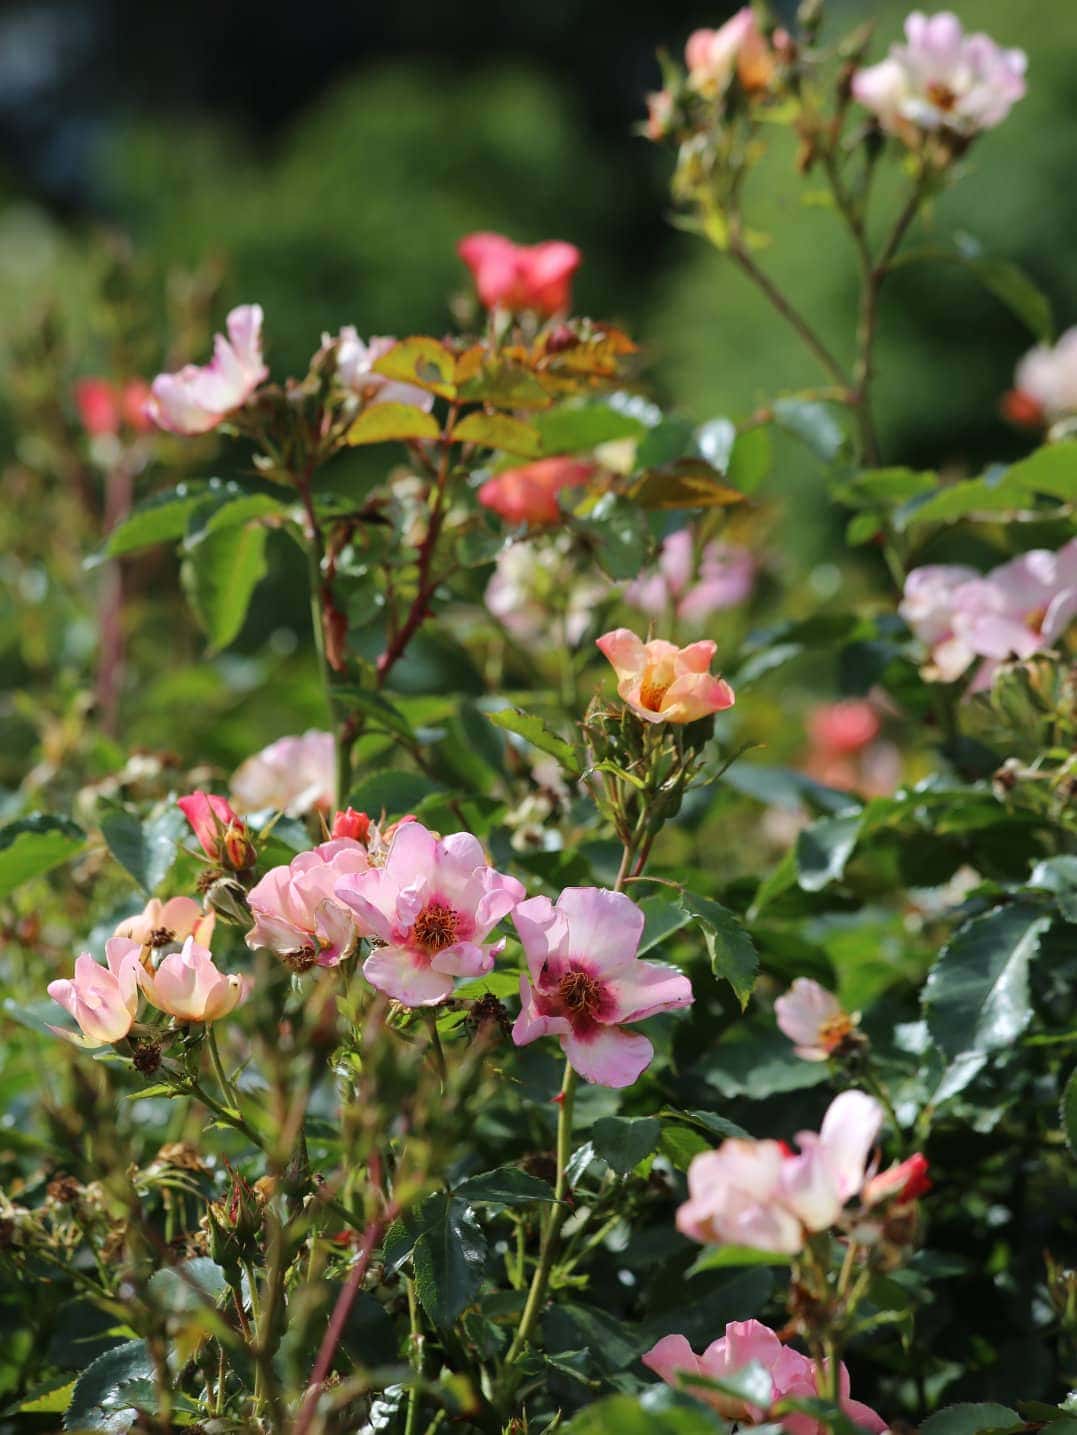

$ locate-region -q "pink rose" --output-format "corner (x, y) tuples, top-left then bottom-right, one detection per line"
(178, 791), (257, 871)
(334, 821), (525, 1007)
(596, 628), (735, 725)
(852, 11), (1025, 141)
(246, 838), (373, 971)
(511, 886), (693, 1087)
(113, 896), (215, 951)
(231, 731), (336, 818)
(685, 8), (774, 97)
(139, 936), (251, 1023)
(47, 937), (143, 1047)
(478, 457), (596, 526)
(625, 530), (756, 625)
(457, 232), (581, 316)
(774, 978), (857, 1062)
(147, 304), (268, 435)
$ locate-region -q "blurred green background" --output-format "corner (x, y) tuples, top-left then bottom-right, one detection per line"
(0, 0), (1072, 784)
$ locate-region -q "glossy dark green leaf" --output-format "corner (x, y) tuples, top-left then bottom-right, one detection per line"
(918, 1404), (1022, 1435)
(348, 770), (442, 817)
(98, 804), (187, 894)
(591, 1115), (661, 1174)
(923, 902), (1051, 1060)
(637, 894), (692, 956)
(88, 482), (211, 565)
(680, 892), (758, 1007)
(796, 811), (862, 892)
(184, 483), (288, 547)
(0, 814), (86, 897)
(64, 1339), (154, 1433)
(485, 707), (581, 778)
(182, 521), (268, 653)
(411, 1196), (488, 1328)
(453, 1167), (556, 1206)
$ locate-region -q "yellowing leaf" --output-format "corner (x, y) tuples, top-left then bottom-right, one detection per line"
(346, 402), (441, 446)
(630, 460), (747, 510)
(453, 411), (542, 457)
(371, 337), (457, 398)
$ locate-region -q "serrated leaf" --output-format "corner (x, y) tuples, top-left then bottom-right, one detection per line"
(485, 707), (581, 778)
(453, 1167), (556, 1206)
(64, 1339), (154, 1432)
(591, 1116), (661, 1174)
(89, 482), (211, 565)
(0, 814), (86, 897)
(371, 337), (456, 398)
(923, 902), (1051, 1060)
(919, 1404), (1022, 1435)
(454, 411), (542, 457)
(630, 460), (746, 510)
(346, 402), (441, 445)
(410, 1196), (488, 1328)
(182, 521), (268, 653)
(679, 893), (758, 1007)
(98, 804), (187, 894)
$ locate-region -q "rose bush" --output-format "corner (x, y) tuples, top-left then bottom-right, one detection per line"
(0, 6), (1075, 1435)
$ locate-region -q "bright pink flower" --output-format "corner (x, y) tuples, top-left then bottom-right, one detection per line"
(852, 12), (1025, 140)
(334, 822), (525, 1007)
(331, 807), (371, 844)
(625, 530), (755, 626)
(1004, 330), (1077, 427)
(139, 936), (251, 1023)
(458, 232), (581, 316)
(246, 838), (373, 970)
(332, 329), (435, 411)
(478, 457), (595, 526)
(147, 304), (268, 435)
(596, 629), (735, 725)
(511, 887), (692, 1087)
(178, 791), (257, 870)
(775, 978), (857, 1062)
(685, 8), (774, 97)
(643, 1320), (887, 1434)
(230, 731), (336, 817)
(113, 896), (214, 950)
(677, 1091), (883, 1253)
(47, 937), (142, 1046)
(75, 379), (121, 437)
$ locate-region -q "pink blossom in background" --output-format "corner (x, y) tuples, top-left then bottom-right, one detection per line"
(76, 378), (155, 437)
(231, 731), (336, 818)
(803, 700), (900, 797)
(147, 304), (268, 435)
(457, 232), (581, 316)
(685, 8), (774, 98)
(643, 1320), (887, 1433)
(334, 821), (525, 1006)
(47, 937), (143, 1046)
(808, 700), (879, 755)
(478, 457), (596, 526)
(1004, 328), (1077, 427)
(484, 534), (607, 647)
(246, 838), (373, 970)
(775, 978), (857, 1062)
(139, 936), (252, 1023)
(625, 529), (755, 626)
(331, 329), (435, 411)
(852, 11), (1026, 140)
(676, 1090), (884, 1252)
(178, 791), (257, 870)
(596, 629), (735, 725)
(114, 896), (214, 950)
(900, 541), (1077, 688)
(511, 886), (692, 1087)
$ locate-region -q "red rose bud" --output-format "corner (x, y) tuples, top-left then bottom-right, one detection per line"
(178, 791), (256, 870)
(331, 807), (371, 844)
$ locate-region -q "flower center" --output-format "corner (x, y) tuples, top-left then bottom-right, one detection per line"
(412, 900), (460, 954)
(1025, 604), (1048, 634)
(926, 81), (957, 112)
(149, 926), (175, 948)
(639, 676), (671, 712)
(558, 968), (603, 1020)
(819, 1012), (855, 1053)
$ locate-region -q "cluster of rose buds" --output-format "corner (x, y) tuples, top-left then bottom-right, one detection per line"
(900, 538), (1077, 689)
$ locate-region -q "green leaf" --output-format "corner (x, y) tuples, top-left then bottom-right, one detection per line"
(637, 894), (692, 956)
(923, 902), (1052, 1060)
(64, 1339), (154, 1433)
(0, 813), (86, 897)
(98, 804), (187, 894)
(591, 1116), (661, 1174)
(918, 1404), (1022, 1435)
(371, 336), (457, 398)
(184, 483), (288, 548)
(1062, 1069), (1077, 1157)
(536, 404), (646, 454)
(89, 481), (211, 564)
(630, 460), (746, 510)
(680, 892), (758, 1007)
(485, 707), (581, 778)
(542, 1302), (643, 1375)
(348, 770), (442, 817)
(454, 411), (542, 457)
(147, 1259), (228, 1362)
(687, 1245), (792, 1274)
(1029, 855), (1077, 923)
(346, 401), (441, 445)
(182, 521), (268, 653)
(796, 811), (862, 892)
(896, 239), (1052, 340)
(772, 398), (848, 462)
(453, 1167), (556, 1206)
(727, 426), (772, 494)
(15, 1380), (77, 1414)
(564, 1390), (727, 1435)
(410, 1196), (488, 1328)
(1003, 442), (1077, 501)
